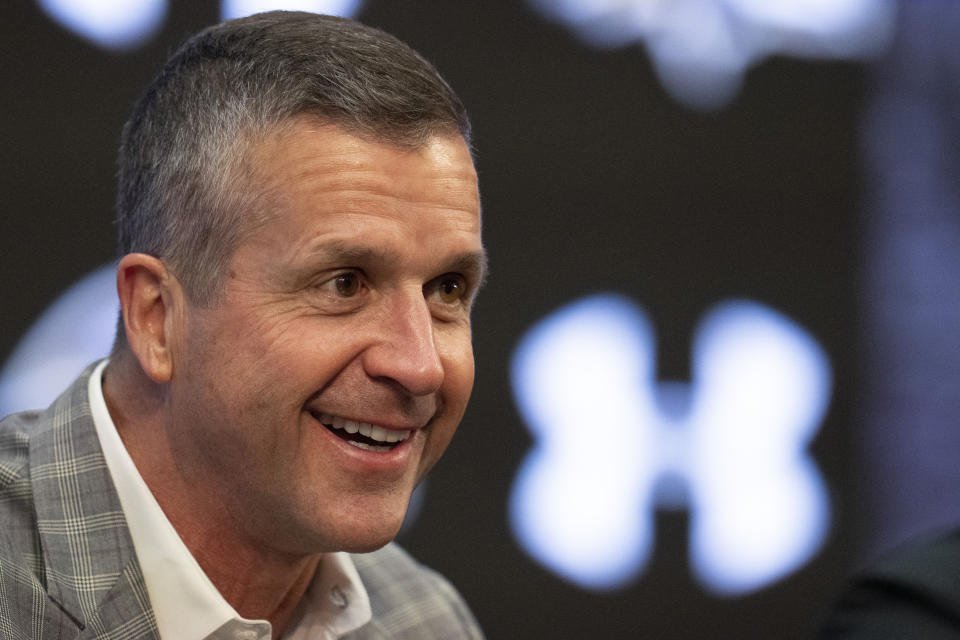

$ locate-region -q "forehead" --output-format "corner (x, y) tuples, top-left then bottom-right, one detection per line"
(235, 119), (483, 271)
(254, 119), (477, 216)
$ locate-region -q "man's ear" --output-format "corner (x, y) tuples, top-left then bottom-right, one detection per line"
(115, 253), (181, 384)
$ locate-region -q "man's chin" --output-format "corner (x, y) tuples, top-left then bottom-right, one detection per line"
(338, 537), (395, 554)
(315, 509), (408, 554)
(329, 522), (403, 554)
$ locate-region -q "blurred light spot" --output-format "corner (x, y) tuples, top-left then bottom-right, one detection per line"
(37, 0), (167, 50)
(0, 265), (117, 417)
(528, 0), (895, 110)
(221, 0), (364, 20)
(510, 295), (831, 594)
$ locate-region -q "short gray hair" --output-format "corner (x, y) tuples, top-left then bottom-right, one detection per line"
(115, 10), (471, 306)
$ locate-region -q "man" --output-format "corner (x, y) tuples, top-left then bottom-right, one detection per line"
(0, 11), (485, 639)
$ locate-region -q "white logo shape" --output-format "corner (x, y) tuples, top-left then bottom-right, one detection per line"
(527, 0), (895, 109)
(509, 295), (831, 594)
(36, 0), (365, 51)
(0, 265), (117, 417)
(221, 0), (365, 21)
(37, 0), (168, 50)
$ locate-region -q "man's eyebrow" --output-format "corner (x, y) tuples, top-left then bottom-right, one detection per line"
(446, 249), (489, 288)
(311, 242), (390, 266)
(308, 241), (488, 285)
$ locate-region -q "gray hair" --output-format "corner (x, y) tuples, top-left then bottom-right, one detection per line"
(115, 10), (471, 308)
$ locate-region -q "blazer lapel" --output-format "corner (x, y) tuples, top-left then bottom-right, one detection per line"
(29, 362), (159, 638)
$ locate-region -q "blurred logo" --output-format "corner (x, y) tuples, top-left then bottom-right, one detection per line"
(37, 0), (168, 50)
(528, 0), (895, 109)
(0, 265), (118, 417)
(509, 295), (831, 594)
(36, 0), (364, 50)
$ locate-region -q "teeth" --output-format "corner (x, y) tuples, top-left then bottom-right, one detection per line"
(315, 413), (412, 445)
(348, 441), (392, 452)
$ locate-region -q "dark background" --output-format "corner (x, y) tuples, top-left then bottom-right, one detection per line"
(5, 2), (957, 638)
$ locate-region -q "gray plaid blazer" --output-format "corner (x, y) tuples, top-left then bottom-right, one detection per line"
(0, 364), (484, 639)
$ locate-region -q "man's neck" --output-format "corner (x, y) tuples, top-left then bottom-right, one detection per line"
(186, 531), (321, 638)
(102, 356), (320, 637)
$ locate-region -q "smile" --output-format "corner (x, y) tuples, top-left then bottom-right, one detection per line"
(312, 412), (413, 452)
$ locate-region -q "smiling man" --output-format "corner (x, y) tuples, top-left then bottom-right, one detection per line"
(0, 11), (485, 640)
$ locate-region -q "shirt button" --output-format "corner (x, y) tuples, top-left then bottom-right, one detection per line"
(331, 585), (349, 609)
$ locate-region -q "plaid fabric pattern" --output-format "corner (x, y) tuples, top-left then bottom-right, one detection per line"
(347, 545), (484, 640)
(1, 364), (483, 639)
(0, 363), (159, 639)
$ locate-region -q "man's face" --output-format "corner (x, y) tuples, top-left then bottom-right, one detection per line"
(167, 120), (483, 554)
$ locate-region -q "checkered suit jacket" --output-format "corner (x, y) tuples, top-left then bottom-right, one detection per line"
(0, 364), (484, 639)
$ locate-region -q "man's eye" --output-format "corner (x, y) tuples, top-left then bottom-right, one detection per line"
(333, 272), (361, 297)
(437, 275), (466, 304)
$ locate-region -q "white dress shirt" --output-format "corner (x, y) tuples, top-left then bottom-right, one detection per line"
(88, 360), (372, 639)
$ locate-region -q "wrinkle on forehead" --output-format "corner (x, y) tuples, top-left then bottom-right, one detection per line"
(229, 118), (483, 287)
(259, 117), (477, 185)
(245, 118), (481, 234)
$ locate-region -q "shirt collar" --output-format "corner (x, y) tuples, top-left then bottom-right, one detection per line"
(88, 360), (372, 639)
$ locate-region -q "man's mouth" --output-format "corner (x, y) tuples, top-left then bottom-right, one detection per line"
(311, 411), (412, 452)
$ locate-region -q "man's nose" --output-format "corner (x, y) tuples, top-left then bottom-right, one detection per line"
(362, 291), (445, 396)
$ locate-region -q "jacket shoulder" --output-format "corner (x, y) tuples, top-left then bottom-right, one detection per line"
(0, 410), (44, 566)
(0, 411), (37, 488)
(349, 542), (484, 639)
(819, 531), (960, 639)
(0, 412), (74, 637)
